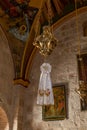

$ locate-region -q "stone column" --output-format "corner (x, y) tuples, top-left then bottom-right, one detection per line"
(9, 85), (20, 130)
(17, 85), (26, 130)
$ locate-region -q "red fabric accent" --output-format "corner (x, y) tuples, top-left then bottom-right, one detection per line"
(0, 0), (13, 10)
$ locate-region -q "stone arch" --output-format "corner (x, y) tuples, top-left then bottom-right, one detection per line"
(0, 107), (9, 130)
(0, 93), (10, 119)
(0, 93), (10, 130)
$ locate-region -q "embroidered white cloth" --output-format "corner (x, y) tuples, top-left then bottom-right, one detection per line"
(37, 63), (54, 105)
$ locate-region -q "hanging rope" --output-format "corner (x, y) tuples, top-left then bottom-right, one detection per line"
(75, 0), (87, 82)
(75, 0), (81, 57)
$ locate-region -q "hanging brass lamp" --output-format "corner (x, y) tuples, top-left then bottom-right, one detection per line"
(32, 0), (58, 105)
(33, 25), (58, 56)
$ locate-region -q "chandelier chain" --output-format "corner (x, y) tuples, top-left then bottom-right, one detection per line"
(34, 0), (44, 38)
(75, 0), (87, 81)
(47, 0), (52, 26)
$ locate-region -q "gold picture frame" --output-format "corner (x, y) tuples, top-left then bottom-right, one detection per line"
(42, 83), (68, 121)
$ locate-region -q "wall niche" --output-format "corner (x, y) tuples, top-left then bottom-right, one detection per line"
(83, 21), (87, 36)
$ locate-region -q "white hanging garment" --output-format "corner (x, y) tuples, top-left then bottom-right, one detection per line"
(37, 63), (54, 105)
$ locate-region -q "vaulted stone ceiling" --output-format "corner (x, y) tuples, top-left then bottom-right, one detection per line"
(0, 0), (87, 87)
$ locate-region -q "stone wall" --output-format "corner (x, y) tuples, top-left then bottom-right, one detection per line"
(24, 11), (87, 130)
